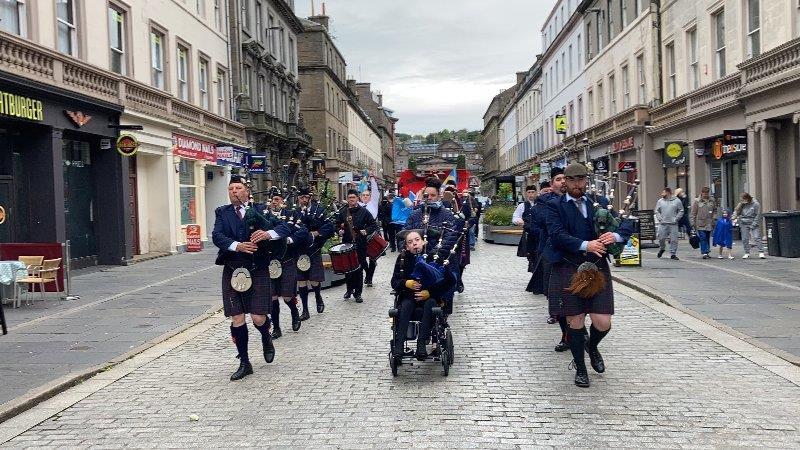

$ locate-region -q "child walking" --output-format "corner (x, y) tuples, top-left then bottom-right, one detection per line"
(713, 209), (734, 259)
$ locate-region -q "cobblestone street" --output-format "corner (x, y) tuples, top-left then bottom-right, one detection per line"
(2, 242), (799, 448)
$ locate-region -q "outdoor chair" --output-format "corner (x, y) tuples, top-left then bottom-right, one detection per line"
(15, 258), (62, 307)
(13, 256), (44, 308)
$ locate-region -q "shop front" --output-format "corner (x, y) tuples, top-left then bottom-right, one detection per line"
(661, 141), (691, 198)
(0, 75), (128, 268)
(703, 130), (749, 212)
(206, 144), (251, 239)
(172, 133), (216, 250)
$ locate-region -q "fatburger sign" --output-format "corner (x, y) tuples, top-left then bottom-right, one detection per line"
(172, 134), (216, 161)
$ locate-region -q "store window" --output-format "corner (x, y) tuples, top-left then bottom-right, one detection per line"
(56, 0), (77, 56)
(179, 160), (197, 225)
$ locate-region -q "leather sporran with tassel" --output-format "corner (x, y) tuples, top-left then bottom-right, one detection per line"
(566, 261), (607, 299)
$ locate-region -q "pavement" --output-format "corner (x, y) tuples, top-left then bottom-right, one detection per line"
(1, 241), (799, 447)
(614, 238), (800, 364)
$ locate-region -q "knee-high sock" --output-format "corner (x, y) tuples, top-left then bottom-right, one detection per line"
(271, 299), (280, 328)
(230, 324), (249, 364)
(312, 284), (322, 303)
(588, 324), (609, 350)
(298, 287), (309, 312)
(253, 320), (270, 343)
(285, 297), (299, 313)
(568, 328), (586, 371)
(557, 316), (568, 341)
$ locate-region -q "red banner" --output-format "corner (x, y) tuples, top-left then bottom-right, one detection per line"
(173, 134), (216, 161)
(186, 224), (202, 252)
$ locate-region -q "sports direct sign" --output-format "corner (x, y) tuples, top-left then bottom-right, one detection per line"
(172, 134), (216, 161)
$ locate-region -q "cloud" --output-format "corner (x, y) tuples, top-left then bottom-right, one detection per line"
(295, 0), (554, 134)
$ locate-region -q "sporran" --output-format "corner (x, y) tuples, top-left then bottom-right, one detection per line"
(296, 254), (311, 272)
(268, 259), (283, 279)
(230, 267), (253, 292)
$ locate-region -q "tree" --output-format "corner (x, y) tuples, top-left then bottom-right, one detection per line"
(456, 154), (466, 169)
(408, 156), (417, 171)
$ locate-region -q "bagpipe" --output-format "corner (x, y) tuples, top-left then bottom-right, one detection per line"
(567, 167), (641, 300)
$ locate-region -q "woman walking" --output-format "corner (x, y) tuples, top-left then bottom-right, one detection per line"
(690, 187), (717, 259)
(732, 193), (766, 259)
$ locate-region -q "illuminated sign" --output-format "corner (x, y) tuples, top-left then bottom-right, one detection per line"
(0, 90), (44, 121)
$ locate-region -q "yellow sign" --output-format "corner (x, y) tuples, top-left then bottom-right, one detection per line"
(666, 142), (683, 158)
(0, 205), (6, 225)
(0, 90), (44, 121)
(618, 234), (641, 266)
(554, 114), (567, 135)
(116, 134), (140, 157)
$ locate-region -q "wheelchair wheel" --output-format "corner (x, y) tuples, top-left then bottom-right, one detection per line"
(389, 350), (398, 377)
(446, 328), (454, 365)
(440, 349), (450, 376)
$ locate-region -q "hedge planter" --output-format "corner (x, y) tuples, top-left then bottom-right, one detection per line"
(483, 225), (523, 246)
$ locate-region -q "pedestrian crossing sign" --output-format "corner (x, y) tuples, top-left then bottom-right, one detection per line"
(555, 115), (567, 135)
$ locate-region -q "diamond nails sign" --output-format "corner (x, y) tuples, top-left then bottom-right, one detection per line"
(116, 134), (140, 157)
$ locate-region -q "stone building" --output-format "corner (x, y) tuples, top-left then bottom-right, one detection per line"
(354, 82), (398, 185)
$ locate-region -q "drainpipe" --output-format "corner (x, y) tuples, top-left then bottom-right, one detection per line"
(651, 0), (663, 107)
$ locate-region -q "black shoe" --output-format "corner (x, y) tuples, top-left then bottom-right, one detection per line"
(554, 340), (569, 352)
(574, 367), (590, 387)
(657, 250), (664, 258)
(355, 296), (364, 303)
(671, 254), (679, 260)
(300, 310), (310, 321)
(316, 299), (325, 314)
(365, 282), (373, 287)
(343, 290), (352, 300)
(291, 309), (302, 331)
(585, 343), (605, 373)
(415, 343), (428, 361)
(456, 282), (464, 293)
(271, 327), (282, 340)
(230, 360), (253, 381)
(547, 316), (557, 324)
(262, 334), (275, 364)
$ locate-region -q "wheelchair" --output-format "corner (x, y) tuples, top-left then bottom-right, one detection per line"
(388, 291), (454, 377)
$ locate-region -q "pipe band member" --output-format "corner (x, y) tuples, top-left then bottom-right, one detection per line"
(336, 188), (378, 303)
(296, 186), (335, 319)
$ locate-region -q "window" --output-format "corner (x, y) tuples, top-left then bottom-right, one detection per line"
(568, 45), (573, 79)
(561, 51), (566, 84)
(588, 90), (594, 125)
(199, 59), (209, 109)
(56, 0), (77, 55)
(257, 75), (265, 111)
(747, 0), (760, 58)
(636, 0), (643, 13)
(177, 45), (189, 100)
(214, 0), (223, 31)
(242, 0), (251, 30)
(577, 34), (582, 67)
(0, 0), (26, 36)
(621, 0), (628, 28)
(714, 9), (726, 78)
(271, 84), (278, 116)
(196, 0), (205, 16)
(268, 15), (275, 53)
(108, 5), (126, 74)
(636, 54), (646, 103)
(607, 0), (613, 41)
(288, 36), (295, 72)
(687, 28), (699, 90)
(279, 28), (286, 64)
(587, 22), (594, 57)
(622, 65), (630, 108)
(568, 102), (575, 135)
(597, 82), (604, 120)
(217, 69), (226, 117)
(577, 96), (584, 131)
(150, 30), (165, 89)
(666, 42), (676, 100)
(255, 2), (263, 42)
(555, 60), (560, 89)
(596, 13), (603, 50)
(179, 160), (197, 226)
(609, 74), (616, 114)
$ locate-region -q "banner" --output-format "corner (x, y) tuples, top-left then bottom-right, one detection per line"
(248, 155), (267, 173)
(618, 233), (641, 266)
(173, 134), (216, 162)
(216, 146), (249, 168)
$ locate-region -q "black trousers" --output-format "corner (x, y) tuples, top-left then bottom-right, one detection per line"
(364, 257), (377, 284)
(383, 223), (398, 251)
(395, 297), (436, 352)
(345, 250), (367, 296)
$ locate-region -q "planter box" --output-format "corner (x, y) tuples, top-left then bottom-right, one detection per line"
(483, 225), (523, 246)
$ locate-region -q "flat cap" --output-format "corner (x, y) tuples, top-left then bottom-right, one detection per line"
(564, 162), (589, 178)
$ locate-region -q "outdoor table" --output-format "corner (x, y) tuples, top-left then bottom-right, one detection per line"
(0, 260), (26, 335)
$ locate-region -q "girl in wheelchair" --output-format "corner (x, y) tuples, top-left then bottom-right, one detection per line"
(390, 230), (455, 369)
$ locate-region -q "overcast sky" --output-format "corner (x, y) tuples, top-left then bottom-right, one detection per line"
(295, 0), (555, 135)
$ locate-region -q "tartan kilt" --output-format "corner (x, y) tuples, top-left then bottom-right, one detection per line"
(296, 252), (325, 282)
(548, 258), (614, 316)
(221, 266), (272, 317)
(271, 258), (298, 298)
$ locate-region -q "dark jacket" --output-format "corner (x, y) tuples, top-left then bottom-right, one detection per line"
(532, 192), (559, 256)
(390, 251), (454, 302)
(378, 199), (393, 226)
(521, 200), (539, 254)
(403, 204), (464, 265)
(266, 206), (311, 259)
(212, 202), (293, 270)
(544, 194), (635, 264)
(336, 205), (378, 251)
(297, 204), (335, 253)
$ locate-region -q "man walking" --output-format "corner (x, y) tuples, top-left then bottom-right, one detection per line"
(733, 192), (766, 259)
(690, 187), (717, 259)
(655, 187), (683, 260)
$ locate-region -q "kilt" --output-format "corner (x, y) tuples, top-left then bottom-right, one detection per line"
(221, 266), (272, 317)
(271, 257), (298, 298)
(548, 258), (614, 316)
(296, 252), (325, 282)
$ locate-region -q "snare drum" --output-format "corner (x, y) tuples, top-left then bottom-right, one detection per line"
(366, 232), (389, 260)
(329, 243), (361, 274)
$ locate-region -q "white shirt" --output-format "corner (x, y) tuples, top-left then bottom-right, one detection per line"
(358, 177), (380, 219)
(512, 201), (534, 225)
(227, 203), (288, 251)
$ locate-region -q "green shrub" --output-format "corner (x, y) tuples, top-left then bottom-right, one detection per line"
(320, 234), (341, 255)
(482, 205), (516, 226)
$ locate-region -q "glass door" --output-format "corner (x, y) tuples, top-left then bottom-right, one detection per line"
(63, 139), (96, 260)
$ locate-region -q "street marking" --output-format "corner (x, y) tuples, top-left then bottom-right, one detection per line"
(6, 265), (218, 333)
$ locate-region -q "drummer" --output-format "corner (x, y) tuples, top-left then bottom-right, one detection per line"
(336, 188), (378, 303)
(296, 186), (335, 319)
(359, 175), (380, 287)
(267, 188), (310, 339)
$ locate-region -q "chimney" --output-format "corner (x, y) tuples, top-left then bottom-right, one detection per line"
(516, 71), (527, 84)
(377, 93), (383, 106)
(308, 15), (329, 30)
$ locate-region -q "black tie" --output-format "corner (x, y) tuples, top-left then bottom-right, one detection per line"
(574, 198), (585, 218)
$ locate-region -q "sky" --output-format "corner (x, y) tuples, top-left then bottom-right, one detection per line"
(294, 0), (555, 135)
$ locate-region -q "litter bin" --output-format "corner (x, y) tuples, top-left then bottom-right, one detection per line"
(777, 211), (800, 258)
(763, 212), (784, 257)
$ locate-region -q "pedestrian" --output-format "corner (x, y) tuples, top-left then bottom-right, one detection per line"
(674, 188), (693, 237)
(690, 187), (718, 259)
(713, 209), (735, 259)
(359, 176), (381, 286)
(513, 185), (538, 259)
(336, 189), (378, 303)
(211, 176), (293, 380)
(295, 187), (335, 319)
(544, 163), (635, 387)
(655, 187), (683, 260)
(378, 190), (397, 252)
(461, 189), (479, 251)
(732, 192), (766, 259)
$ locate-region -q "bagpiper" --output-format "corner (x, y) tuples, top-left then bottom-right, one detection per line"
(295, 186), (335, 319)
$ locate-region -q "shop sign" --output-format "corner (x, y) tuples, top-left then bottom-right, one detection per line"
(633, 210), (656, 241)
(116, 134), (140, 157)
(100, 139), (112, 150)
(617, 234), (641, 266)
(721, 129), (747, 156)
(0, 205), (6, 225)
(663, 141), (687, 167)
(172, 134), (216, 162)
(0, 90), (44, 121)
(530, 165), (540, 175)
(311, 159), (326, 180)
(186, 224), (202, 252)
(554, 114), (567, 135)
(612, 136), (635, 153)
(248, 155), (267, 173)
(618, 160), (637, 172)
(65, 110), (92, 127)
(539, 162), (551, 179)
(338, 172), (353, 184)
(592, 156), (609, 174)
(216, 146), (249, 168)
